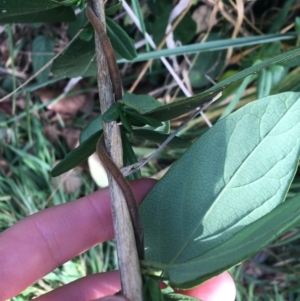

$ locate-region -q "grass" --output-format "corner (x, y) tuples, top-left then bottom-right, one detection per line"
(1, 0), (300, 300)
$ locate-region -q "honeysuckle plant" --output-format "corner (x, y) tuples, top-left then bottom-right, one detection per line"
(1, 1), (300, 300)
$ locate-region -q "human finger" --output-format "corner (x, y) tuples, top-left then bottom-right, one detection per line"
(33, 270), (234, 301)
(175, 272), (236, 301)
(0, 179), (156, 301)
(34, 271), (121, 301)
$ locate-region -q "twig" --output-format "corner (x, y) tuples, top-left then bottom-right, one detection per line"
(90, 1), (143, 300)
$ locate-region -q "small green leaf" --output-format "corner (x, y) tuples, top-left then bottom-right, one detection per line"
(133, 129), (191, 149)
(52, 35), (96, 77)
(125, 109), (162, 128)
(295, 17), (300, 33)
(174, 12), (196, 44)
(51, 131), (101, 177)
(121, 92), (163, 114)
(52, 16), (136, 77)
(145, 47), (300, 121)
(150, 10), (170, 45)
(80, 115), (103, 144)
(189, 34), (226, 89)
(269, 64), (287, 87)
(143, 120), (170, 135)
(267, 0), (295, 34)
(79, 26), (94, 42)
(257, 68), (273, 98)
(121, 130), (141, 180)
(102, 103), (121, 122)
(106, 17), (137, 60)
(143, 277), (165, 301)
(32, 35), (54, 83)
(119, 111), (133, 133)
(105, 1), (122, 15)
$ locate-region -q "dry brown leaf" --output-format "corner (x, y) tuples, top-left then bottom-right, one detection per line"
(43, 125), (59, 143)
(62, 127), (80, 150)
(0, 100), (13, 115)
(192, 5), (215, 33)
(35, 88), (90, 115)
(0, 157), (10, 175)
(51, 167), (82, 194)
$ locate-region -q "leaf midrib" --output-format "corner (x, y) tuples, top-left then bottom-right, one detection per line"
(166, 97), (298, 267)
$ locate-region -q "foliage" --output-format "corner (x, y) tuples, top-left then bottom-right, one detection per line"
(1, 0), (300, 300)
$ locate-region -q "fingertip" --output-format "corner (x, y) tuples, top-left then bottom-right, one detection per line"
(130, 178), (157, 204)
(175, 272), (236, 301)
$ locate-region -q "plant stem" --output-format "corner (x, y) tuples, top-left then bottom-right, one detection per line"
(90, 1), (143, 300)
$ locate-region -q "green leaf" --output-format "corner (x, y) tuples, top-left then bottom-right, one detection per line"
(145, 47), (300, 121)
(52, 0), (85, 8)
(219, 73), (256, 120)
(105, 2), (122, 15)
(140, 92), (300, 287)
(143, 277), (165, 301)
(124, 109), (162, 128)
(52, 35), (96, 77)
(150, 10), (170, 45)
(163, 293), (200, 301)
(106, 17), (137, 60)
(189, 33), (226, 89)
(174, 12), (196, 44)
(295, 17), (300, 33)
(268, 0), (296, 33)
(119, 111), (133, 133)
(79, 115), (103, 143)
(32, 36), (54, 83)
(52, 16), (136, 77)
(154, 192), (300, 288)
(121, 130), (141, 180)
(0, 0), (75, 23)
(51, 131), (101, 177)
(102, 103), (121, 122)
(143, 120), (170, 135)
(121, 92), (163, 114)
(257, 68), (273, 98)
(133, 129), (191, 149)
(189, 49), (226, 89)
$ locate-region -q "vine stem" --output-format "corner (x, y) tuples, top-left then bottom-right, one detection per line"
(90, 1), (143, 300)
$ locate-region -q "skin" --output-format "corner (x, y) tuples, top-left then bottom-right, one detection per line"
(0, 179), (236, 301)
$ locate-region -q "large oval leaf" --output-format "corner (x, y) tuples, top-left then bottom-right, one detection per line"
(140, 92), (300, 284)
(141, 193), (300, 288)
